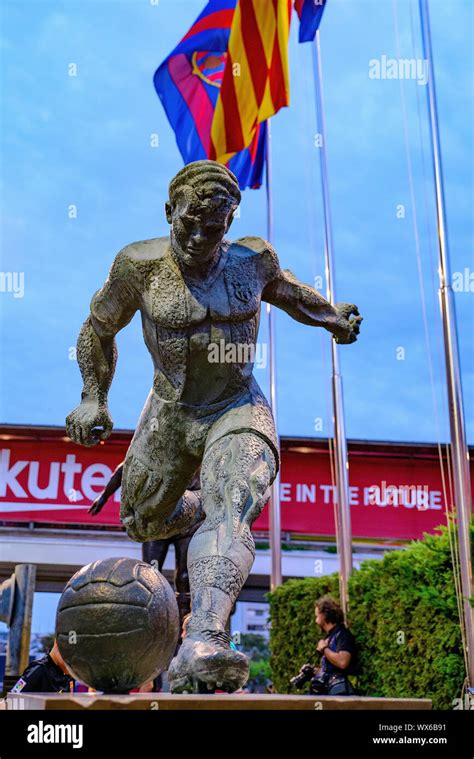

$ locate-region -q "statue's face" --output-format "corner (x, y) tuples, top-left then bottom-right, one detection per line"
(168, 192), (235, 268)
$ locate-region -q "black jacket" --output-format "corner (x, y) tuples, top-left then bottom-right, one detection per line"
(10, 654), (74, 694)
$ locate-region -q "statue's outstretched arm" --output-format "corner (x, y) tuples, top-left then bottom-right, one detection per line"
(262, 266), (362, 345)
(66, 251), (141, 447)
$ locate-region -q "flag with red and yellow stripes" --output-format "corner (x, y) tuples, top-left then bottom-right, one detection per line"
(210, 0), (292, 164)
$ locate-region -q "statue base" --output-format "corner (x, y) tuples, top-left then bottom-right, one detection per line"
(6, 692), (432, 711)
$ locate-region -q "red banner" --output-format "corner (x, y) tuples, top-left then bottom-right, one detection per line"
(252, 449), (466, 540)
(0, 428), (471, 541)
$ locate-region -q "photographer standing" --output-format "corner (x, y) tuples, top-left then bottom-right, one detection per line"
(312, 595), (357, 696)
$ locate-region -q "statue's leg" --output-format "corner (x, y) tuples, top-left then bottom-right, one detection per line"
(120, 449), (203, 542)
(142, 539), (170, 572)
(168, 431), (277, 694)
(174, 534), (193, 624)
(119, 390), (204, 542)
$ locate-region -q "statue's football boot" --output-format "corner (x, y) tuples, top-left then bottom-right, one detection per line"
(168, 628), (249, 694)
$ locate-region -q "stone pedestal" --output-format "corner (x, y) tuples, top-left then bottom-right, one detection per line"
(6, 693), (432, 711)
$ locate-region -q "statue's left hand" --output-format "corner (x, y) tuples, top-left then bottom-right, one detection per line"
(333, 303), (363, 344)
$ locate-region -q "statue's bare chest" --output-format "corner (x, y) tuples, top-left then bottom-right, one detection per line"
(141, 254), (262, 329)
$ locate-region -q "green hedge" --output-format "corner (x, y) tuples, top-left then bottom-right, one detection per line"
(268, 524), (471, 709)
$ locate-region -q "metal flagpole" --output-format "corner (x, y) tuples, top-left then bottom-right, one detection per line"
(265, 120), (282, 589)
(419, 0), (474, 685)
(312, 30), (353, 618)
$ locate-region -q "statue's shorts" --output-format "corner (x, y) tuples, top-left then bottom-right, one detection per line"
(120, 377), (279, 531)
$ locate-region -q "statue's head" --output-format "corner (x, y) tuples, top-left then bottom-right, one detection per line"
(166, 160), (241, 268)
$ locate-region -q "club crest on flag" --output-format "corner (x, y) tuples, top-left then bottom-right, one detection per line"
(191, 51), (227, 88)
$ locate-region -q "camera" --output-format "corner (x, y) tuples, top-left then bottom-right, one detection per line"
(289, 663), (315, 689)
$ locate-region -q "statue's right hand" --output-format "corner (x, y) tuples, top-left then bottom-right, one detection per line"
(89, 495), (106, 516)
(65, 401), (113, 447)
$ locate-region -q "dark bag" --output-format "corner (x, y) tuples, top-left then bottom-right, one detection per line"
(309, 672), (328, 695)
(326, 674), (355, 696)
(310, 673), (356, 696)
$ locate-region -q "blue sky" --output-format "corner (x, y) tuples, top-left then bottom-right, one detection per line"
(1, 0), (473, 445)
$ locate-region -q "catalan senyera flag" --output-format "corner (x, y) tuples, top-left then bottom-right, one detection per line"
(294, 0), (327, 42)
(154, 1), (327, 190)
(209, 0), (292, 166)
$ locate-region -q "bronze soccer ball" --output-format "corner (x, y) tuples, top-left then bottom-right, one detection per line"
(56, 557), (179, 693)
